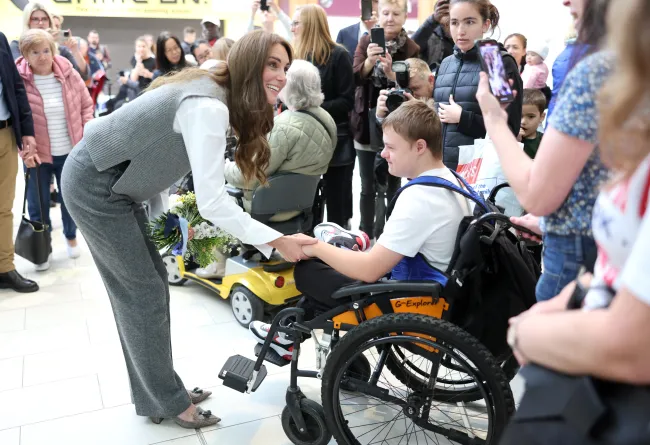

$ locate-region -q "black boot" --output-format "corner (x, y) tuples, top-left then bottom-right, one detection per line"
(0, 270), (39, 293)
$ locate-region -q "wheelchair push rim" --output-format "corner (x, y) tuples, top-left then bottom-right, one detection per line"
(321, 313), (515, 445)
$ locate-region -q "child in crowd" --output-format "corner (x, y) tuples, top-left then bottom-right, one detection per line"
(518, 89), (547, 159)
(521, 41), (549, 89)
(250, 100), (476, 357)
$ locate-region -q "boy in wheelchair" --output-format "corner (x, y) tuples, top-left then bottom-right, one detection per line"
(251, 100), (479, 357)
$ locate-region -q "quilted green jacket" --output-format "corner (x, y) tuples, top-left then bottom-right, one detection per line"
(225, 106), (337, 193)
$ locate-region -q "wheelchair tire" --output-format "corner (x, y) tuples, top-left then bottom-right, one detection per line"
(322, 313), (515, 445)
(281, 399), (332, 445)
(384, 348), (521, 404)
(162, 253), (187, 286)
(230, 285), (264, 328)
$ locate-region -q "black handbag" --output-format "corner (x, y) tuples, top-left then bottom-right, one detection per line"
(330, 122), (356, 167)
(500, 285), (650, 445)
(15, 167), (51, 265)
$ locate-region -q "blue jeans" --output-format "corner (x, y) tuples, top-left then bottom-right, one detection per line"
(24, 155), (77, 240)
(536, 233), (597, 302)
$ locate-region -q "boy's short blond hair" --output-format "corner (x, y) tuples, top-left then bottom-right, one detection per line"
(20, 29), (56, 59)
(406, 57), (431, 81)
(383, 100), (442, 159)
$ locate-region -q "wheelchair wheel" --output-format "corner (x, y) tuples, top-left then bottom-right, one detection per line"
(162, 253), (187, 286)
(384, 347), (520, 403)
(281, 399), (331, 445)
(322, 313), (515, 445)
(230, 285), (264, 328)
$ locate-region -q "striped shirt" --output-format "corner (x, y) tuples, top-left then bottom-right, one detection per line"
(34, 73), (72, 156)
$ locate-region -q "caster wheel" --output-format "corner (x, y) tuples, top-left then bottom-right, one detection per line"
(230, 285), (264, 328)
(281, 399), (331, 445)
(162, 253), (187, 286)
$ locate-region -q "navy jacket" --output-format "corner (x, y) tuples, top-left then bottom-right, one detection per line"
(434, 45), (522, 170)
(0, 32), (34, 149)
(336, 23), (361, 61)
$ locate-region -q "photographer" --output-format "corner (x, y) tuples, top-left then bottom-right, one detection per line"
(372, 58), (434, 235)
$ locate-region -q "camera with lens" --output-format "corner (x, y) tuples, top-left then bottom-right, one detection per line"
(385, 61), (413, 114)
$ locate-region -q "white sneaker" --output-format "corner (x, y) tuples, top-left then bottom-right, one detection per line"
(249, 321), (294, 359)
(67, 243), (80, 259)
(314, 222), (371, 251)
(195, 260), (225, 279)
(35, 255), (51, 272)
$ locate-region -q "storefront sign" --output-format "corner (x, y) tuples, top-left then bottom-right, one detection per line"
(50, 0), (213, 19)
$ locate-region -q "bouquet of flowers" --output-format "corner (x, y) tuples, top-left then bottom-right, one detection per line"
(148, 192), (239, 267)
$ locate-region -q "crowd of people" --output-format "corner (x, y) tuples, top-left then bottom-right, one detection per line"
(0, 0), (649, 439)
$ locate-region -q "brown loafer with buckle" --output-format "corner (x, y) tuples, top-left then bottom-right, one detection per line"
(150, 406), (221, 429)
(188, 387), (212, 404)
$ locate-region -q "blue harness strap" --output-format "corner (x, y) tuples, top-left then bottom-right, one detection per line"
(388, 173), (488, 286)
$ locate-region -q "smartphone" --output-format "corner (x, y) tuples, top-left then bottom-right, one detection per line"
(118, 70), (125, 77)
(361, 0), (373, 21)
(370, 28), (386, 55)
(476, 39), (514, 103)
(260, 0), (269, 11)
(63, 29), (70, 38)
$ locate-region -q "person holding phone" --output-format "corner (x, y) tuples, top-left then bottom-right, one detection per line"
(476, 0), (612, 302)
(336, 0), (379, 61)
(10, 3), (89, 82)
(433, 0), (522, 171)
(352, 0), (419, 241)
(130, 36), (156, 91)
(411, 0), (455, 72)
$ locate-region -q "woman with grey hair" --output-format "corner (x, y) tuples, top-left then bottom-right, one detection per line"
(225, 59), (337, 211)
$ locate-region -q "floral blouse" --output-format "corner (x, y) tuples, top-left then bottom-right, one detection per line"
(542, 52), (613, 236)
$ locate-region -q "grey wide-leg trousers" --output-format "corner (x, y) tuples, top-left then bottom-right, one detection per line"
(62, 143), (190, 417)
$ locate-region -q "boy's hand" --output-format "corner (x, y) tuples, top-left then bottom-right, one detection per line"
(438, 95), (462, 124)
(517, 127), (525, 142)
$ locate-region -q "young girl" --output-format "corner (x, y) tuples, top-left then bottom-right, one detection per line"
(433, 0), (523, 170)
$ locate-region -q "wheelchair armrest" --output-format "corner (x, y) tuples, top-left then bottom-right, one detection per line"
(331, 280), (443, 300)
(226, 186), (244, 199)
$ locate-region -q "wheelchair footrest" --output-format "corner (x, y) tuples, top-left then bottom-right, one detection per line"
(254, 343), (291, 367)
(219, 355), (267, 393)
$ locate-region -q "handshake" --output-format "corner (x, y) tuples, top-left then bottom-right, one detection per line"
(269, 234), (318, 263)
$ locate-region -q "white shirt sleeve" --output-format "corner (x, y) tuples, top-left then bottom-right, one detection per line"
(173, 96), (281, 258)
(376, 187), (437, 258)
(620, 206), (650, 306)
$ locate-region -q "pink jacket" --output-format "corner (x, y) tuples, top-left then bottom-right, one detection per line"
(522, 62), (549, 90)
(16, 55), (94, 164)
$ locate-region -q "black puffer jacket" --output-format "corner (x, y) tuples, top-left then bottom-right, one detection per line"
(434, 45), (523, 169)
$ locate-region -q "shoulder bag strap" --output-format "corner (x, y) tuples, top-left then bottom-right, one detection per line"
(296, 110), (335, 143)
(23, 166), (46, 226)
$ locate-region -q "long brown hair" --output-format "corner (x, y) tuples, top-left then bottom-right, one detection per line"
(293, 5), (337, 66)
(599, 0), (650, 177)
(148, 31), (293, 185)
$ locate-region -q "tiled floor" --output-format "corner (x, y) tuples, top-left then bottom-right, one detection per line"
(2, 169), (524, 444)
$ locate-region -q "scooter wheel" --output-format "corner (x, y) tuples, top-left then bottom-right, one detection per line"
(162, 253), (187, 286)
(230, 285), (264, 328)
(281, 399), (331, 445)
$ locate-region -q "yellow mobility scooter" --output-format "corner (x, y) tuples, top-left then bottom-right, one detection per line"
(162, 173), (324, 327)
